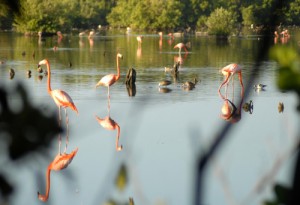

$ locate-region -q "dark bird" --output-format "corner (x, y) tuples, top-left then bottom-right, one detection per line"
(9, 68), (15, 79)
(278, 102), (284, 113)
(158, 80), (172, 87)
(254, 84), (267, 90)
(182, 78), (198, 89)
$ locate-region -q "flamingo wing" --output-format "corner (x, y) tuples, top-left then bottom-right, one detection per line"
(222, 64), (240, 73)
(51, 148), (78, 170)
(51, 90), (78, 113)
(95, 116), (117, 130)
(96, 74), (117, 87)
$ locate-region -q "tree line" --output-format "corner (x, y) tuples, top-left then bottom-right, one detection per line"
(0, 0), (299, 35)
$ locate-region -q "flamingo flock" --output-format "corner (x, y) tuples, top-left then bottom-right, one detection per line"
(2, 30), (266, 202)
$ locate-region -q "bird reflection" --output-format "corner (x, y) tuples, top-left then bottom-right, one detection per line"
(242, 100), (254, 114)
(95, 104), (123, 151)
(37, 137), (78, 202)
(219, 78), (244, 123)
(174, 52), (188, 65)
(159, 87), (172, 93)
(278, 102), (284, 113)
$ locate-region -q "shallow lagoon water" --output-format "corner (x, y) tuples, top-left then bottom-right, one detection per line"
(0, 31), (299, 205)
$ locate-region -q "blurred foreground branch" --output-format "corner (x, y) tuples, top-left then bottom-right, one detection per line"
(0, 83), (61, 200)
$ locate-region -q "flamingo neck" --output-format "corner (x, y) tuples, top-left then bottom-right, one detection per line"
(116, 124), (122, 151)
(38, 167), (51, 202)
(46, 60), (52, 93)
(116, 55), (120, 78)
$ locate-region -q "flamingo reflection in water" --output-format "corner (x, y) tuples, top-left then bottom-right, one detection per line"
(96, 53), (123, 103)
(219, 71), (244, 123)
(38, 59), (78, 149)
(37, 141), (78, 202)
(95, 104), (123, 151)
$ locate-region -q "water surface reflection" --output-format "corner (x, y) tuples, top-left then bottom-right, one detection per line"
(0, 31), (299, 205)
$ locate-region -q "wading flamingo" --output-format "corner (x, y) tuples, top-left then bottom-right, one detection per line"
(95, 115), (123, 151)
(38, 59), (78, 147)
(174, 43), (188, 54)
(37, 147), (78, 202)
(38, 59), (78, 119)
(95, 53), (123, 98)
(218, 63), (244, 94)
(137, 35), (143, 47)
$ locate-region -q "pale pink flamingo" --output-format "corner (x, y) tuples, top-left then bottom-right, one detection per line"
(95, 53), (123, 98)
(136, 35), (144, 44)
(37, 147), (78, 202)
(38, 59), (78, 118)
(95, 115), (123, 151)
(137, 35), (143, 47)
(38, 59), (78, 147)
(88, 30), (95, 39)
(57, 31), (63, 43)
(218, 63), (244, 94)
(174, 43), (188, 54)
(158, 32), (163, 50)
(38, 59), (78, 116)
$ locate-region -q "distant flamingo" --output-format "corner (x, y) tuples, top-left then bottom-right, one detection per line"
(137, 35), (143, 47)
(174, 43), (188, 54)
(95, 53), (123, 98)
(158, 32), (163, 50)
(37, 147), (78, 202)
(136, 35), (143, 45)
(38, 59), (78, 144)
(218, 63), (244, 94)
(168, 33), (174, 45)
(95, 115), (123, 151)
(88, 30), (95, 39)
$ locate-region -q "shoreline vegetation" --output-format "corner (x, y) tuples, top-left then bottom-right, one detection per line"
(0, 1), (299, 38)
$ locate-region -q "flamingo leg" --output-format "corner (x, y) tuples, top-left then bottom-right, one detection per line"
(58, 106), (62, 154)
(64, 108), (69, 153)
(218, 74), (230, 93)
(238, 72), (244, 88)
(107, 86), (111, 111)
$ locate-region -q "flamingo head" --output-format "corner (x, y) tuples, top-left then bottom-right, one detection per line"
(37, 192), (48, 202)
(117, 145), (123, 151)
(38, 59), (48, 67)
(117, 53), (123, 59)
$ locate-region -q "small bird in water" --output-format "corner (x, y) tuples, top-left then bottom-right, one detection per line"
(254, 84), (267, 90)
(37, 66), (43, 73)
(278, 102), (284, 113)
(182, 78), (198, 89)
(9, 68), (15, 79)
(243, 100), (253, 114)
(27, 70), (32, 78)
(158, 80), (172, 87)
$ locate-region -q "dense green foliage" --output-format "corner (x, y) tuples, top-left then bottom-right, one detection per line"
(206, 7), (237, 36)
(0, 0), (299, 35)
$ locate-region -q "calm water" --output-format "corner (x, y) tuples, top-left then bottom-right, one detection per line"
(0, 30), (299, 205)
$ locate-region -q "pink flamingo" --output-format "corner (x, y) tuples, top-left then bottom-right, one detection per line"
(95, 53), (123, 98)
(38, 59), (78, 150)
(37, 147), (78, 202)
(137, 35), (143, 47)
(174, 43), (188, 54)
(218, 63), (244, 94)
(137, 35), (143, 43)
(38, 59), (78, 122)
